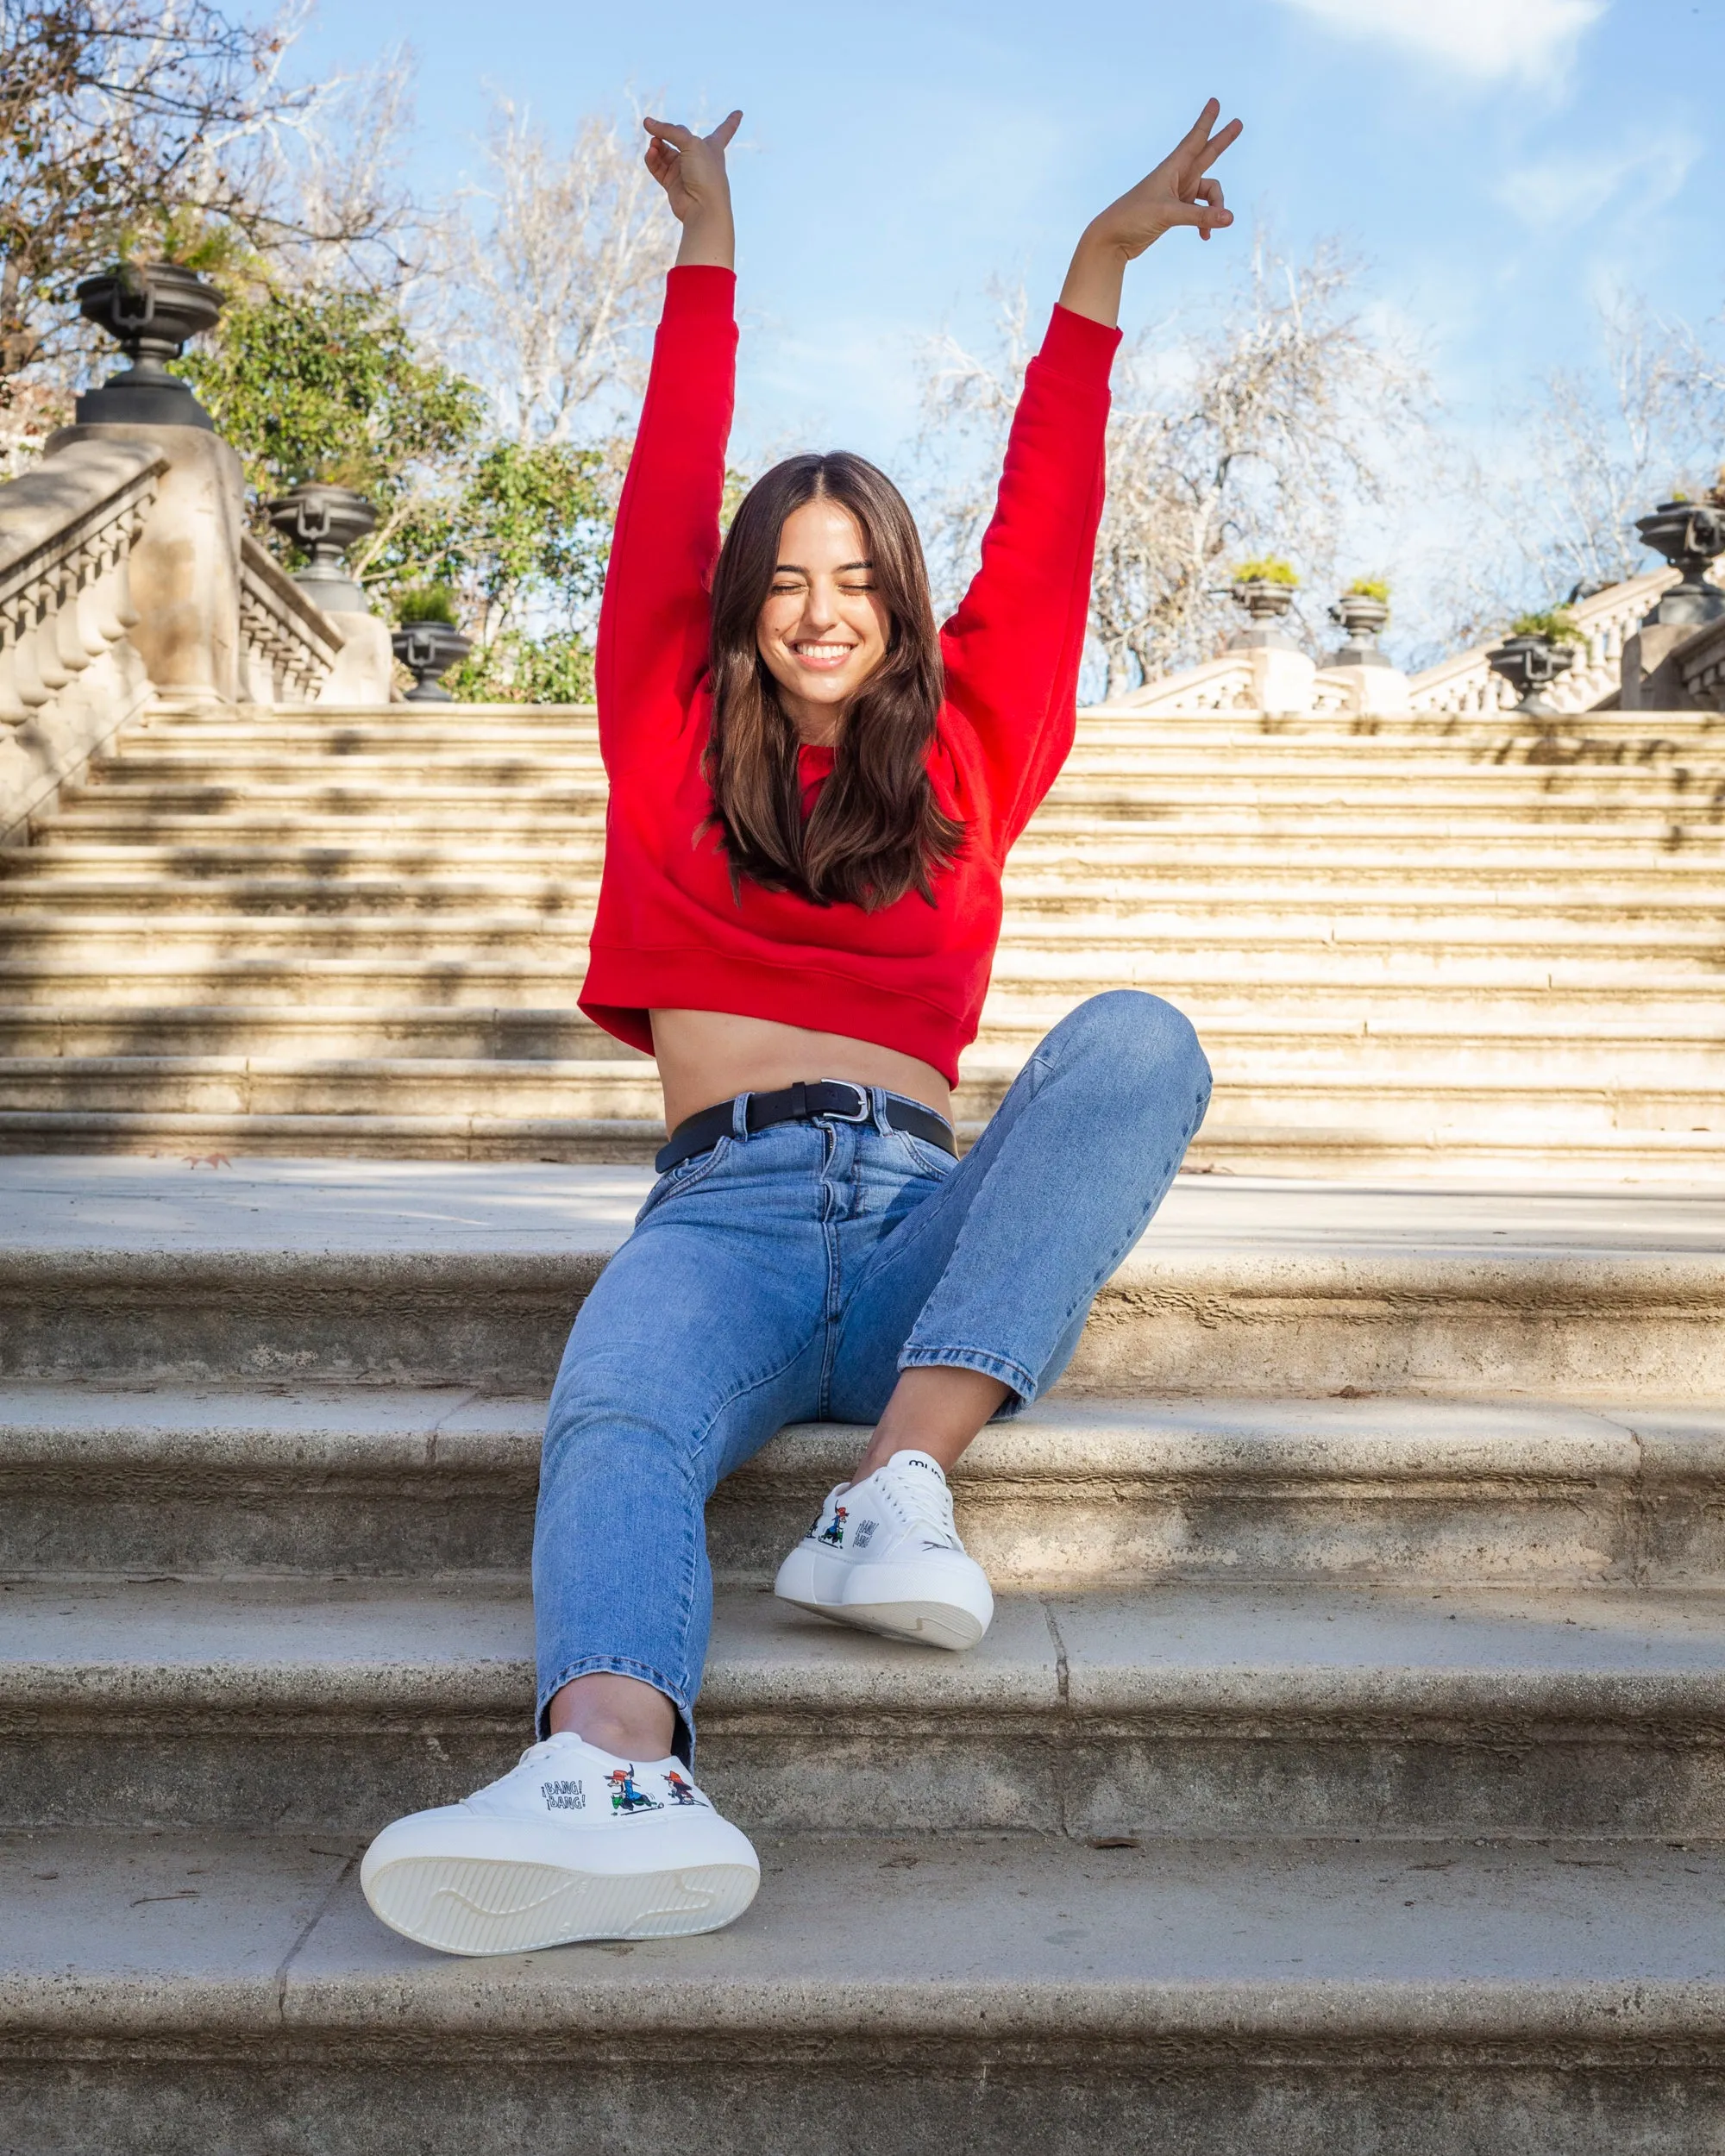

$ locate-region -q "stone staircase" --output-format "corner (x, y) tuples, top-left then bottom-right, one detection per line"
(3, 1156), (1725, 2151)
(3, 694), (1723, 1176)
(4, 688), (1725, 2151)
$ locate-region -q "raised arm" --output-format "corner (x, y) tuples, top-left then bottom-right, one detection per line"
(942, 101), (1242, 844)
(594, 110), (743, 773)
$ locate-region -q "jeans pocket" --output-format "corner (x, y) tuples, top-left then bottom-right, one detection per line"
(891, 1128), (957, 1180)
(634, 1136), (734, 1225)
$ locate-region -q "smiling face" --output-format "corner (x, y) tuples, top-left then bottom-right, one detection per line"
(754, 497), (892, 744)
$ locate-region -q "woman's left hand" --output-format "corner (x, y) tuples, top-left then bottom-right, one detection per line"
(1088, 98), (1242, 256)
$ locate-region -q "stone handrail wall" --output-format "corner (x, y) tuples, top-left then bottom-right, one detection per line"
(1672, 614), (1725, 711)
(239, 534), (342, 705)
(1405, 569), (1673, 716)
(0, 438), (164, 840)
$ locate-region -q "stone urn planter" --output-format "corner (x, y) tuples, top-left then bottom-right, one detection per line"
(392, 622), (473, 701)
(1633, 498), (1725, 629)
(1486, 633), (1576, 716)
(1228, 577), (1298, 644)
(1327, 590), (1393, 668)
(74, 261), (223, 429)
(264, 483), (378, 614)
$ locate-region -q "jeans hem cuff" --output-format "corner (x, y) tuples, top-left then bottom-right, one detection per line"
(536, 1654), (696, 1764)
(897, 1344), (1038, 1407)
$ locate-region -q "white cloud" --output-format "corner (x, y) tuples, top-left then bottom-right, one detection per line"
(1496, 129), (1699, 229)
(1266, 0), (1607, 81)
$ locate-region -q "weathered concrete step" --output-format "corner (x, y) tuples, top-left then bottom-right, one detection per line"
(3, 964), (1722, 1036)
(3, 1002), (1723, 1077)
(0, 1005), (631, 1058)
(60, 771), (1725, 816)
(29, 815), (1725, 866)
(2, 1159), (1721, 1397)
(4, 1576), (1725, 1836)
(7, 1106), (1725, 1175)
(3, 1056), (1723, 1140)
(1082, 699), (1725, 732)
(6, 1831), (1721, 2156)
(88, 730), (1725, 774)
(13, 843), (1725, 902)
(0, 1106), (663, 1163)
(104, 710), (1722, 755)
(1033, 797), (1725, 834)
(6, 1386), (1719, 1590)
(11, 875), (1725, 940)
(9, 912), (1725, 974)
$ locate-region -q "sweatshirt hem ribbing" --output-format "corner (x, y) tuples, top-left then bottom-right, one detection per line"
(580, 945), (975, 1086)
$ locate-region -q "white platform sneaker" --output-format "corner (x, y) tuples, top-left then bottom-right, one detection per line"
(773, 1448), (994, 1651)
(361, 1732), (760, 1956)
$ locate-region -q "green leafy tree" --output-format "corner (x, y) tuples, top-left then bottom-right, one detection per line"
(397, 440), (612, 702)
(184, 279), (615, 702)
(1, 0), (408, 443)
(177, 284), (485, 555)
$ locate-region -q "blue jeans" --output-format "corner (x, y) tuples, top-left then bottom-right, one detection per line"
(533, 990), (1212, 1757)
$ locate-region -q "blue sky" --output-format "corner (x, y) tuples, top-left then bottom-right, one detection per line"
(295, 0), (1724, 649)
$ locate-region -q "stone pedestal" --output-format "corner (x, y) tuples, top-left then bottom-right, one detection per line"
(1239, 642), (1316, 713)
(45, 422), (243, 705)
(1621, 623), (1697, 711)
(1318, 660), (1412, 716)
(319, 612), (396, 705)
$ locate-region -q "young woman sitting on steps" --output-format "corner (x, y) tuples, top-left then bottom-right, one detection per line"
(362, 95), (1239, 1957)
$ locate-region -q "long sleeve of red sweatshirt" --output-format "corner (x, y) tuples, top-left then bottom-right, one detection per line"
(580, 265), (1120, 1086)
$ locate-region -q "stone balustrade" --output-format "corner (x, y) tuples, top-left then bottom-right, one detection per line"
(1406, 570), (1672, 716)
(0, 438), (164, 839)
(239, 535), (343, 705)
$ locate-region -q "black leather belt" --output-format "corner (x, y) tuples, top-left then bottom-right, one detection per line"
(655, 1078), (957, 1175)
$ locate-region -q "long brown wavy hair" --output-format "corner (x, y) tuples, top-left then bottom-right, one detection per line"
(704, 452), (963, 911)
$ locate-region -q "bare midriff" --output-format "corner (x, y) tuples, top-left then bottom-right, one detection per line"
(649, 1008), (953, 1136)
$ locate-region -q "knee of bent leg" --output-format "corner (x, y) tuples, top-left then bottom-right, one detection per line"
(541, 1347), (699, 1487)
(1067, 990), (1211, 1115)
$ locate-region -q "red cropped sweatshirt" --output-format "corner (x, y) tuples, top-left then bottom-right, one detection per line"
(579, 265), (1120, 1087)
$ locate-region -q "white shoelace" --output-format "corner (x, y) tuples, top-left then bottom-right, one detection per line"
(878, 1459), (960, 1546)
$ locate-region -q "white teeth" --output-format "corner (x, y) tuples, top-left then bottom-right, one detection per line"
(794, 643), (852, 660)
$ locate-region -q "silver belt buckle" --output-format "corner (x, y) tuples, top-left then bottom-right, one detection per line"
(821, 1078), (871, 1123)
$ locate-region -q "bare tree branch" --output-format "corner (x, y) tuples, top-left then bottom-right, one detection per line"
(430, 97), (674, 444)
(917, 237), (1432, 696)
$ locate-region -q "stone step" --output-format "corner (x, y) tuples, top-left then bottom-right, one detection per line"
(60, 768), (1725, 813)
(3, 1160), (1721, 1399)
(6, 1828), (1721, 2154)
(38, 801), (1725, 855)
(85, 726), (1725, 772)
(4, 1574), (1725, 1838)
(8, 1106), (1725, 1175)
(11, 874), (1725, 937)
(101, 708), (1725, 753)
(5, 1385), (1718, 1591)
(3, 1054), (1723, 1139)
(3, 961), (1722, 1031)
(27, 818), (1725, 868)
(12, 841), (1725, 899)
(8, 910), (1725, 975)
(5, 1005), (1722, 1084)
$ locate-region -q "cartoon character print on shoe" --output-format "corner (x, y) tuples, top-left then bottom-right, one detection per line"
(773, 1451), (994, 1651)
(606, 1764), (662, 1814)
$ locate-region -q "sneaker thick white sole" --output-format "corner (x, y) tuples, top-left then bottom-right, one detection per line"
(361, 1807), (760, 1956)
(774, 1547), (993, 1651)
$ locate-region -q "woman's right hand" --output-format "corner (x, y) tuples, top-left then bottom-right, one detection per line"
(644, 111), (742, 268)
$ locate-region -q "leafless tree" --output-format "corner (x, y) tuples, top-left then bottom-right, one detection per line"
(0, 0), (417, 461)
(431, 98), (674, 446)
(1510, 295), (1725, 597)
(918, 238), (1431, 696)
